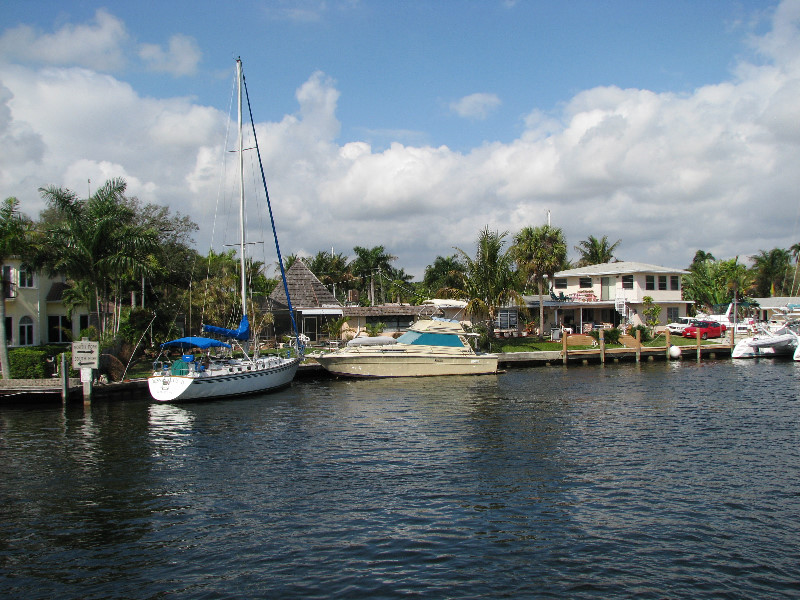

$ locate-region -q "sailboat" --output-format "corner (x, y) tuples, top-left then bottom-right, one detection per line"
(148, 58), (301, 402)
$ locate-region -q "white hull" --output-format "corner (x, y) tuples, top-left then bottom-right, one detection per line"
(148, 357), (299, 402)
(315, 351), (498, 378)
(732, 332), (798, 359)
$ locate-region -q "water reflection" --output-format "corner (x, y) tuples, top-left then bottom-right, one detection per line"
(2, 362), (800, 598)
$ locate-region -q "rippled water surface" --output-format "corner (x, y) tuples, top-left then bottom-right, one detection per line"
(2, 359), (800, 598)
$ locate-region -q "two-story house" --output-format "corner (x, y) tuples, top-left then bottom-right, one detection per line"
(1, 258), (89, 348)
(510, 261), (691, 335)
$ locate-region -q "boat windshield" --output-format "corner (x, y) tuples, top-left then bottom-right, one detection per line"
(396, 331), (466, 347)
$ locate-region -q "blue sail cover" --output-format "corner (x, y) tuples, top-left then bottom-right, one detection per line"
(161, 336), (232, 350)
(202, 315), (251, 341)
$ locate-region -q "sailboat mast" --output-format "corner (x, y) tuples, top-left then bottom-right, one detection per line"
(237, 58), (247, 317)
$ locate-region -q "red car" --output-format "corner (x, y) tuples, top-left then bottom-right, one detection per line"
(682, 320), (727, 339)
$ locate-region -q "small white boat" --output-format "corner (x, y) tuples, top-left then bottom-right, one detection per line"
(315, 318), (498, 378)
(731, 326), (799, 359)
(148, 58), (301, 402)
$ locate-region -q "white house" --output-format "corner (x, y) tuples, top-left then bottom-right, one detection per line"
(508, 261), (692, 335)
(1, 258), (89, 347)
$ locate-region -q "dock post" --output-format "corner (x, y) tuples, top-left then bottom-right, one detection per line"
(60, 353), (68, 403)
(599, 329), (605, 364)
(696, 330), (702, 362)
(562, 333), (568, 365)
(635, 329), (641, 363)
(665, 330), (671, 361)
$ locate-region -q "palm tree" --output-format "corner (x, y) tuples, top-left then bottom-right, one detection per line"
(423, 255), (467, 296)
(0, 198), (34, 379)
(448, 227), (524, 336)
(304, 250), (353, 300)
(683, 257), (753, 312)
(750, 248), (792, 297)
(574, 235), (621, 266)
(512, 224), (567, 339)
(350, 245), (397, 305)
(38, 178), (159, 338)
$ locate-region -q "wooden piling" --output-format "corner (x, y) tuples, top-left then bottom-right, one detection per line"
(696, 329), (702, 362)
(599, 329), (605, 364)
(635, 329), (641, 363)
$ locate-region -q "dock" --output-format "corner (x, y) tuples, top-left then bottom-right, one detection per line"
(0, 343), (732, 404)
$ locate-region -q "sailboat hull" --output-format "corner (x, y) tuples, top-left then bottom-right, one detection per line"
(148, 358), (299, 402)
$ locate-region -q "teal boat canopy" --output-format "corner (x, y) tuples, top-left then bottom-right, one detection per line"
(396, 330), (466, 348)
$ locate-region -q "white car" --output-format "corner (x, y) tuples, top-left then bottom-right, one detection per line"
(666, 316), (695, 335)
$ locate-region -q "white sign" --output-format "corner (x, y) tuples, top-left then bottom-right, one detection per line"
(80, 367), (93, 383)
(72, 340), (99, 369)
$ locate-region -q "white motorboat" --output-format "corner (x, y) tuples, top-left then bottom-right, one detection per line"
(731, 325), (799, 359)
(148, 58), (300, 402)
(315, 318), (498, 378)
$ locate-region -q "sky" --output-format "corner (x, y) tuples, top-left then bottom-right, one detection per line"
(1, 0), (799, 279)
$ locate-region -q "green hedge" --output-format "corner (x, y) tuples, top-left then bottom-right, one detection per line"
(9, 348), (51, 378)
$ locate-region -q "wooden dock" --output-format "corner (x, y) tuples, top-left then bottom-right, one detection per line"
(0, 344), (732, 404)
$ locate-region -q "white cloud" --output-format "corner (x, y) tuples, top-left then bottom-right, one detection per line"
(450, 93), (502, 120)
(0, 9), (128, 71)
(139, 34), (202, 77)
(2, 3), (800, 277)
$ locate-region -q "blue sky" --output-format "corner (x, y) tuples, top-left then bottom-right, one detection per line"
(0, 1), (797, 278)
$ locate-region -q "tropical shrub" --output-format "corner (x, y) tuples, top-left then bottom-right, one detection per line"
(8, 348), (51, 378)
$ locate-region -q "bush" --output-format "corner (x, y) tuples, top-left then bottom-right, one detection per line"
(590, 327), (621, 344)
(9, 348), (51, 378)
(628, 324), (652, 343)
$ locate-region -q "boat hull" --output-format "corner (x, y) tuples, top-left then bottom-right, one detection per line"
(732, 333), (798, 358)
(315, 352), (498, 378)
(148, 358), (300, 402)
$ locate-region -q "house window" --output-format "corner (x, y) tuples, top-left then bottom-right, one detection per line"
(48, 315), (73, 343)
(19, 316), (34, 346)
(18, 267), (34, 288)
(554, 278), (567, 289)
(667, 307), (679, 322)
(670, 276), (680, 291)
(1, 265), (15, 298)
(658, 275), (667, 290)
(579, 277), (592, 289)
(622, 275), (634, 289)
(645, 275), (655, 290)
(495, 308), (518, 330)
(4, 317), (11, 343)
(79, 314), (90, 332)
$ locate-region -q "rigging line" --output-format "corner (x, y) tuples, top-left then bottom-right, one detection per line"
(202, 67), (238, 330)
(241, 64), (301, 346)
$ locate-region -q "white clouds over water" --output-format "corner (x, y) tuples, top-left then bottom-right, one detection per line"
(1, 3), (800, 277)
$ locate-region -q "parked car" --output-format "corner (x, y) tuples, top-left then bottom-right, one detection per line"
(667, 316), (694, 335)
(683, 320), (727, 339)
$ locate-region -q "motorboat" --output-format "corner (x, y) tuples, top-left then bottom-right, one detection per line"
(314, 318), (498, 378)
(731, 325), (799, 359)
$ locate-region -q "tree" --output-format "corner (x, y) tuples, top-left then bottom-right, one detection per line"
(682, 256), (752, 312)
(0, 198), (34, 379)
(574, 235), (621, 266)
(38, 178), (160, 338)
(423, 255), (467, 296)
(350, 245), (397, 305)
(750, 248), (792, 297)
(303, 250), (353, 300)
(641, 296), (662, 332)
(448, 227), (524, 336)
(512, 224), (567, 338)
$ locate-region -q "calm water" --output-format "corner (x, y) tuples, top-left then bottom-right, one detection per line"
(2, 359), (800, 599)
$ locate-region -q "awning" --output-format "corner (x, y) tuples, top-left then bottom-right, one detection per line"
(298, 308), (343, 316)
